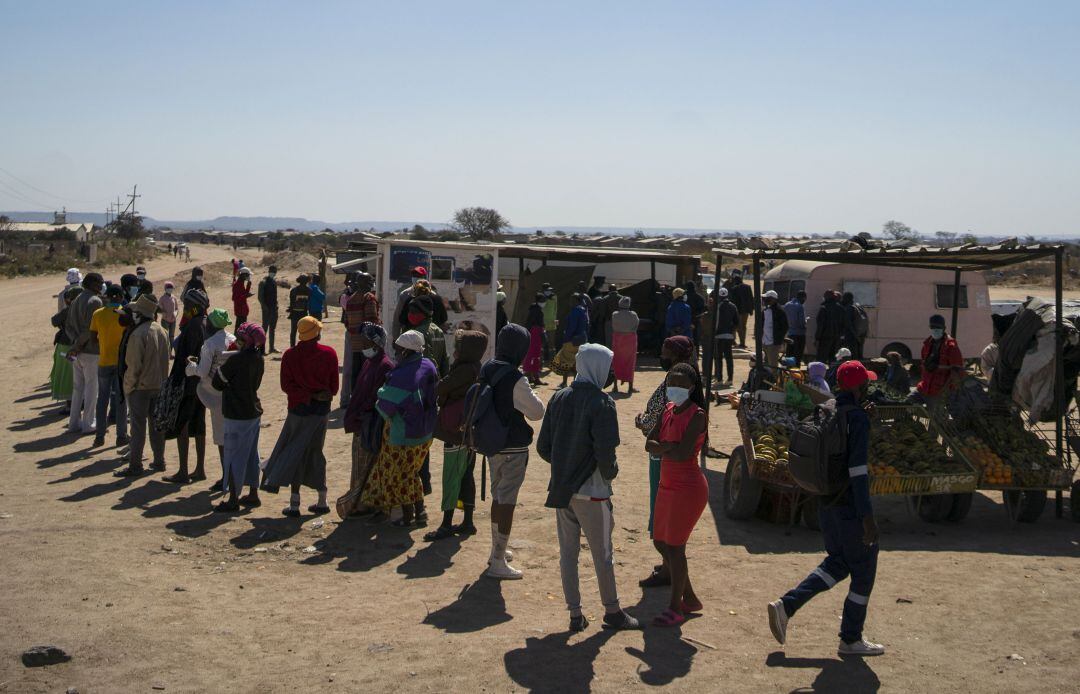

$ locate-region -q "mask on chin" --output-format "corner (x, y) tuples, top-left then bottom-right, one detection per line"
(407, 313), (425, 326)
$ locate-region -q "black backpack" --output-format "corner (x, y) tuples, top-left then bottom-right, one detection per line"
(788, 404), (856, 495)
(462, 364), (517, 457)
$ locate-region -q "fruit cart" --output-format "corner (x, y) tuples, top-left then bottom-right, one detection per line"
(723, 394), (978, 527)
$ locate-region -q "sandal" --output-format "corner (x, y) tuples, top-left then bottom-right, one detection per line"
(162, 473), (190, 485)
(307, 504), (331, 515)
(424, 525), (456, 542)
(681, 599), (703, 613)
(452, 523), (478, 536)
(653, 609), (686, 628)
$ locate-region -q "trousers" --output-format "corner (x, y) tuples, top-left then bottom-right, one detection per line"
(127, 389), (166, 469)
(787, 334), (807, 366)
(69, 352), (99, 432)
(736, 313), (750, 347)
(260, 302), (277, 352)
(95, 365), (127, 440)
(714, 338), (735, 383)
(781, 504), (878, 643)
(557, 497), (621, 617)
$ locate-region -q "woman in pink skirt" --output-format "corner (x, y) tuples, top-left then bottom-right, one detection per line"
(610, 296), (639, 393)
(522, 292), (546, 385)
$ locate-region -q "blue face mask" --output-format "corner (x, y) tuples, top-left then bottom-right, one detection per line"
(930, 328), (944, 340)
(108, 301), (122, 308)
(666, 386), (691, 406)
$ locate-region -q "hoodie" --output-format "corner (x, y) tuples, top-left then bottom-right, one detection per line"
(479, 323), (545, 451)
(537, 344), (620, 508)
(807, 361), (831, 395)
(434, 331), (488, 445)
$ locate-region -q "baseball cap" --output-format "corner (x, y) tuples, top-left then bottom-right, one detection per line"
(763, 290), (778, 300)
(836, 360), (877, 390)
(412, 266), (428, 277)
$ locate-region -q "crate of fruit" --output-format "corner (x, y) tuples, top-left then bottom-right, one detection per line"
(867, 405), (978, 496)
(949, 404), (1073, 490)
(736, 395), (801, 489)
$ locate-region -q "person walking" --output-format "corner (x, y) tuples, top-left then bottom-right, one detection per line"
(768, 360), (884, 657)
(308, 275), (327, 319)
(646, 362), (709, 627)
(115, 295), (169, 477)
(551, 293), (590, 388)
(338, 324), (394, 519)
(426, 330), (487, 541)
(712, 288), (739, 386)
(784, 290), (808, 366)
(523, 292), (546, 385)
(761, 290), (789, 368)
(288, 274), (311, 347)
(165, 288), (210, 483)
(257, 265), (280, 353)
(361, 329), (438, 527)
(158, 282), (179, 345)
(537, 343), (640, 632)
(211, 322), (266, 512)
(610, 296), (639, 393)
(65, 272), (105, 434)
(480, 324), (546, 579)
(262, 316), (339, 516)
(232, 267), (253, 324)
(725, 271), (755, 349)
(187, 308), (235, 491)
(91, 285), (129, 448)
(815, 291), (845, 363)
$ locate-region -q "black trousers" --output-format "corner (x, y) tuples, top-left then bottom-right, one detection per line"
(289, 314), (303, 347)
(261, 303), (277, 352)
(787, 334), (806, 366)
(816, 336), (840, 363)
(459, 452), (476, 507)
(715, 338), (735, 383)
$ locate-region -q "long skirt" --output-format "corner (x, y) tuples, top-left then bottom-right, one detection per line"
(611, 331), (638, 384)
(197, 381), (225, 447)
(440, 445), (473, 513)
(523, 326), (544, 377)
(50, 344), (74, 401)
(261, 410), (329, 491)
(551, 342), (579, 377)
(223, 416), (261, 492)
(362, 420), (432, 509)
(335, 434), (380, 519)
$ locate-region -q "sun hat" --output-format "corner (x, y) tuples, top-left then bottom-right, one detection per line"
(395, 330), (425, 353)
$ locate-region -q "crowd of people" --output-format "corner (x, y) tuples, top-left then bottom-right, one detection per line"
(45, 258), (969, 653)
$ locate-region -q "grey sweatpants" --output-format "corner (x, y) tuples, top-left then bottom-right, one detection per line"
(128, 388), (166, 469)
(557, 497), (620, 617)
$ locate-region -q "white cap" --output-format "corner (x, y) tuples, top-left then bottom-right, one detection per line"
(717, 287), (728, 298)
(763, 290), (779, 300)
(835, 347), (852, 360)
(395, 330), (426, 353)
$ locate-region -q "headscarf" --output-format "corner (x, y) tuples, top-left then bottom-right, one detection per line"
(454, 330), (488, 365)
(298, 316), (322, 341)
(236, 322), (266, 349)
(618, 296), (631, 310)
(182, 288), (209, 310)
(494, 323), (530, 367)
(207, 308), (232, 329)
(410, 294), (434, 316)
(664, 335), (694, 361)
(66, 268), (82, 285)
(413, 279), (432, 296)
(361, 323), (387, 349)
(574, 343), (613, 387)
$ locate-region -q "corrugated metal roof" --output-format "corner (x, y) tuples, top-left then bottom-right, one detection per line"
(716, 241), (1060, 271)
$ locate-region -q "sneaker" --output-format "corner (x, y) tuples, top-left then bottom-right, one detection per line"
(569, 614), (589, 632)
(768, 600), (788, 645)
(485, 560), (523, 580)
(838, 638), (885, 657)
(603, 610), (642, 631)
(115, 435), (130, 446)
(92, 435), (105, 448)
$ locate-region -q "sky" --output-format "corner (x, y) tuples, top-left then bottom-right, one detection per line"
(1, 1), (1078, 236)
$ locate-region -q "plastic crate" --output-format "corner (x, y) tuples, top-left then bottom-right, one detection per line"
(736, 397), (800, 490)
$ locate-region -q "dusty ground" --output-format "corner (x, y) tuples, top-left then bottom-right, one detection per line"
(2, 247), (1079, 693)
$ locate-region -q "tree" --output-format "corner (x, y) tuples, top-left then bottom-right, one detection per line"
(1023, 234), (1037, 245)
(960, 233), (978, 245)
(935, 231), (958, 246)
(833, 230), (850, 239)
(451, 207), (511, 241)
(882, 220), (919, 241)
(634, 229), (646, 239)
(409, 224), (430, 240)
(113, 214), (146, 241)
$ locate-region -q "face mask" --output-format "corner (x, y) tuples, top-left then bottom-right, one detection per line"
(666, 386), (691, 406)
(165, 288), (173, 294)
(108, 301), (122, 308)
(137, 274), (146, 280)
(930, 328), (944, 340)
(361, 347), (377, 358)
(407, 313), (425, 326)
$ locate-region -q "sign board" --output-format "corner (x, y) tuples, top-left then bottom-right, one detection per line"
(378, 240), (500, 361)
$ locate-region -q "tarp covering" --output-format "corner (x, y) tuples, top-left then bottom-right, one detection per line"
(718, 243), (1060, 272)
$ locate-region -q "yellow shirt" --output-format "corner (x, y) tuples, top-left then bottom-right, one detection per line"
(90, 305), (125, 367)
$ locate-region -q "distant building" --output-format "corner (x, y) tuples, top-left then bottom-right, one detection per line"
(3, 211), (96, 242)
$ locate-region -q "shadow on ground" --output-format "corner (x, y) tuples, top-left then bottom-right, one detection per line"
(765, 651), (880, 693)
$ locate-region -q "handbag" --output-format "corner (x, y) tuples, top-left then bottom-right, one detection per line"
(151, 376), (184, 436)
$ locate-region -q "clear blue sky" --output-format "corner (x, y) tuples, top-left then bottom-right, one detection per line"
(2, 1), (1078, 236)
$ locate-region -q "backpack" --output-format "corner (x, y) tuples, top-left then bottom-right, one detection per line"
(462, 364), (518, 457)
(787, 404), (856, 495)
(853, 304), (870, 339)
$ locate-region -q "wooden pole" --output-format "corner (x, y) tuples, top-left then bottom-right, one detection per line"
(950, 267), (961, 337)
(1055, 248), (1065, 518)
(753, 254), (763, 371)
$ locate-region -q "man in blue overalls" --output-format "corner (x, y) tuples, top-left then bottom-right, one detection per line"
(768, 360), (884, 657)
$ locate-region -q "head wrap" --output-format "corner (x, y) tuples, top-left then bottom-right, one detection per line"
(496, 291), (507, 303)
(361, 323), (387, 349)
(494, 323), (530, 367)
(413, 279), (432, 296)
(66, 268), (82, 285)
(131, 294), (158, 319)
(672, 288), (685, 300)
(410, 294), (434, 316)
(297, 316), (322, 341)
(663, 335), (694, 361)
(164, 281), (175, 289)
(574, 343), (614, 388)
(182, 288), (209, 309)
(395, 329), (425, 353)
(208, 308), (232, 329)
(454, 330), (489, 365)
(618, 296), (631, 310)
(236, 321), (266, 348)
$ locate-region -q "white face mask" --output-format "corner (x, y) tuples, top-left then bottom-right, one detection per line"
(165, 288), (173, 295)
(930, 328), (944, 340)
(666, 386), (691, 406)
(361, 347), (377, 358)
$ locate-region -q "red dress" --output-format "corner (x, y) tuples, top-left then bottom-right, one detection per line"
(652, 402), (708, 546)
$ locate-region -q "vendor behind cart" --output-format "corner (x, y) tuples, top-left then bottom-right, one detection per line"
(916, 314), (963, 409)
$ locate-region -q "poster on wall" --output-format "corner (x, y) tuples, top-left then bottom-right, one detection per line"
(380, 241), (499, 360)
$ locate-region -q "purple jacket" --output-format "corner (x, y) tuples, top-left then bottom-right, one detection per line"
(375, 353), (439, 446)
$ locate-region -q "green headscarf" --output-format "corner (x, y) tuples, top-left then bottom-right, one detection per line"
(208, 308), (232, 330)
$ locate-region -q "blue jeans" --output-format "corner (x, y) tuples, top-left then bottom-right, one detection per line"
(781, 504), (878, 643)
(95, 365), (127, 440)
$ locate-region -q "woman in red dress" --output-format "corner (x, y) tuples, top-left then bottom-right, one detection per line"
(646, 362), (708, 627)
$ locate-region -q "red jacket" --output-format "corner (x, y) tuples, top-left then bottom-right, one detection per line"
(917, 336), (963, 397)
(280, 339), (339, 410)
(232, 278), (251, 318)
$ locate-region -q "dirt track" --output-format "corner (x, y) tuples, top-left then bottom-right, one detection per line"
(1, 246), (1079, 693)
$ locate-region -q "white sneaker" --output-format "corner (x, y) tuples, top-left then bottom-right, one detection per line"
(838, 638), (885, 657)
(504, 549), (514, 562)
(485, 560), (523, 580)
(768, 600), (788, 645)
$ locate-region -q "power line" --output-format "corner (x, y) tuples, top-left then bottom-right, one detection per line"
(0, 166), (107, 206)
(0, 178), (57, 210)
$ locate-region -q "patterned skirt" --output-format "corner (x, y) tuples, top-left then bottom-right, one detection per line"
(551, 342), (579, 377)
(362, 420), (432, 509)
(335, 434), (380, 519)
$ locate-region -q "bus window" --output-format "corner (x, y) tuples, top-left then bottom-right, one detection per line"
(936, 284), (969, 309)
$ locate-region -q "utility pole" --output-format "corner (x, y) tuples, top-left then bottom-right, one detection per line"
(126, 185), (140, 218)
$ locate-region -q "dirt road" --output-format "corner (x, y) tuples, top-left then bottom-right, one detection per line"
(1, 249), (1078, 693)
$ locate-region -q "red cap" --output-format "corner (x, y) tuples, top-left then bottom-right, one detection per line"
(412, 266), (428, 277)
(836, 360), (877, 390)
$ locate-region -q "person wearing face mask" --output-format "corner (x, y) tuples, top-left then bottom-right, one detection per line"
(406, 294), (447, 377)
(158, 282), (179, 344)
(211, 322), (266, 513)
(135, 265), (148, 284)
(120, 273), (140, 302)
(50, 284), (82, 412)
(665, 288), (692, 339)
(257, 265), (280, 353)
(523, 292), (546, 385)
(262, 316), (340, 516)
(115, 294), (170, 477)
(537, 343), (641, 633)
(426, 330), (488, 541)
(164, 288), (211, 484)
(90, 285), (129, 448)
(769, 360), (884, 657)
(343, 271), (380, 395)
(361, 329), (439, 527)
(761, 290), (789, 368)
(338, 324), (395, 519)
(58, 267), (82, 312)
(646, 362), (708, 627)
(186, 308), (235, 492)
(183, 266), (205, 296)
(65, 272), (105, 433)
(917, 314), (963, 408)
